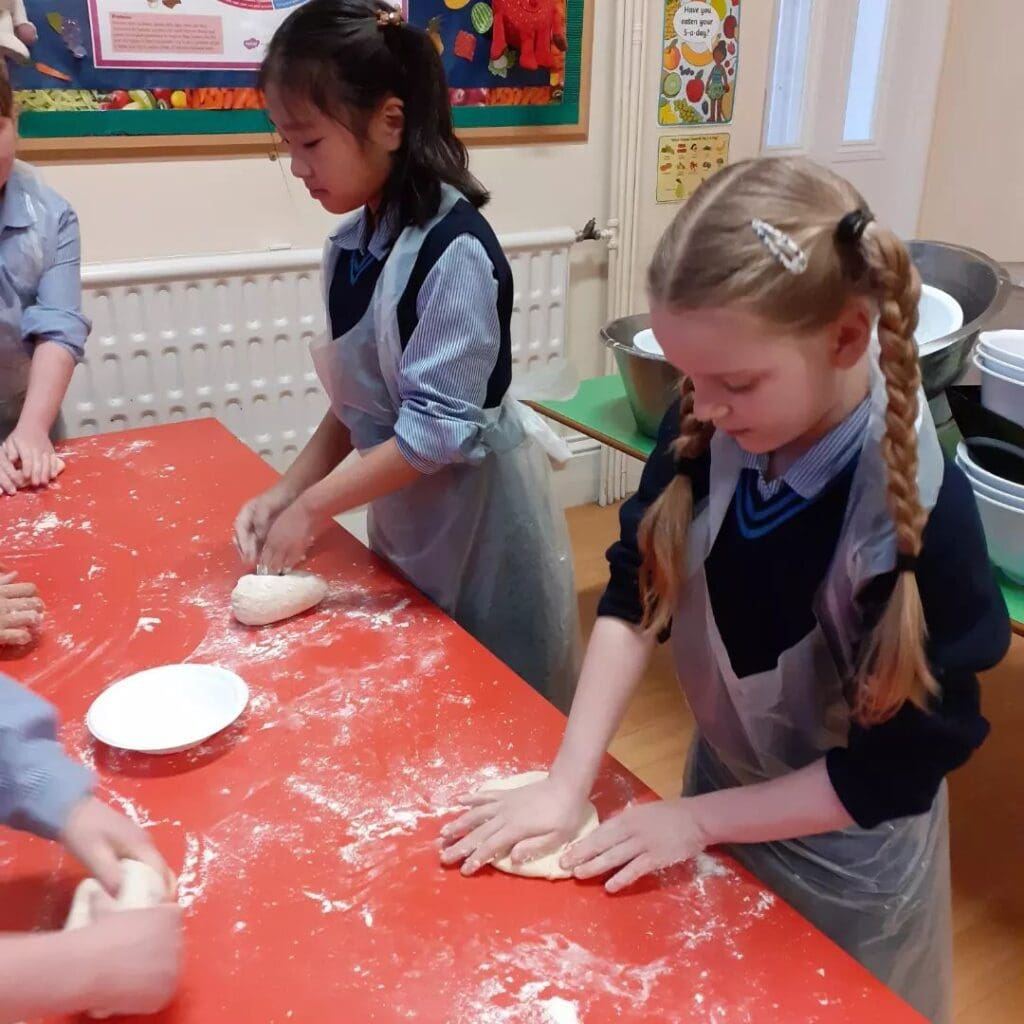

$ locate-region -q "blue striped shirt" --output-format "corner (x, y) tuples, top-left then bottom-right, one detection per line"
(330, 207), (502, 475)
(0, 162), (91, 363)
(742, 396), (871, 500)
(0, 673), (94, 839)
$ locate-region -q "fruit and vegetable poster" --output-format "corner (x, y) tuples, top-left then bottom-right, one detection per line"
(659, 0), (739, 127)
(10, 0), (592, 150)
(655, 132), (728, 203)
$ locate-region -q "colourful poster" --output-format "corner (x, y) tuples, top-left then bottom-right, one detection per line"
(659, 0), (739, 127)
(12, 0), (589, 137)
(655, 132), (729, 203)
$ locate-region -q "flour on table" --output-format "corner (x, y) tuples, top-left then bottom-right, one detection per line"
(477, 772), (599, 881)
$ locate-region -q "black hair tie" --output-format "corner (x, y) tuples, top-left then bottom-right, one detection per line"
(836, 207), (873, 245)
(894, 551), (919, 575)
(376, 7), (403, 28)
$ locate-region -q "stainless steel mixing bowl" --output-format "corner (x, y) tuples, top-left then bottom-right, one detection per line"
(910, 240), (1012, 396)
(601, 241), (1013, 439)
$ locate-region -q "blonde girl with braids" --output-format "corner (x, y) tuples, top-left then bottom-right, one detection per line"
(441, 157), (1010, 1022)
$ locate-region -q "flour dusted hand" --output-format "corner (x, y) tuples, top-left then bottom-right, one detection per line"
(233, 484), (297, 565)
(73, 903), (183, 1019)
(4, 428), (58, 488)
(441, 771), (598, 879)
(0, 570), (44, 645)
(562, 798), (709, 893)
(64, 859), (179, 1019)
(61, 796), (173, 897)
(231, 571), (328, 626)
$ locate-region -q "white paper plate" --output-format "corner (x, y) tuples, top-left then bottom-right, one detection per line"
(87, 664), (249, 755)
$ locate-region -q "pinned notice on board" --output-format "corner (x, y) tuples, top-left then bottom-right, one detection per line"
(656, 132), (729, 204)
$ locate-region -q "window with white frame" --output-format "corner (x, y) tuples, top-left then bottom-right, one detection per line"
(842, 0), (891, 142)
(763, 0), (814, 149)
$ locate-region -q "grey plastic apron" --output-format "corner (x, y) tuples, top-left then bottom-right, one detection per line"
(311, 187), (580, 710)
(675, 359), (952, 1023)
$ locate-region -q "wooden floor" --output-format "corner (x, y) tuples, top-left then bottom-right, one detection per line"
(566, 502), (1023, 1024)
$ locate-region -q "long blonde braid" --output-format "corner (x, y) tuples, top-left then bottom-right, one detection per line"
(637, 377), (714, 635)
(639, 155), (939, 725)
(853, 224), (938, 723)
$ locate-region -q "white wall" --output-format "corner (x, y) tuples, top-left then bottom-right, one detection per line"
(36, 11), (614, 379)
(629, 0), (774, 307)
(918, 0), (1024, 261)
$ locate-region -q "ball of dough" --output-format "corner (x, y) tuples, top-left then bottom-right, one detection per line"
(476, 771), (599, 881)
(64, 860), (174, 1019)
(231, 571), (329, 626)
(64, 858), (172, 932)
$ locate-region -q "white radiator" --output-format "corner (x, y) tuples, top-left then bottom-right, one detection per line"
(68, 228), (576, 472)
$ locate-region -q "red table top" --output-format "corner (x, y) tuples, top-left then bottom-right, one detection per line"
(0, 420), (924, 1023)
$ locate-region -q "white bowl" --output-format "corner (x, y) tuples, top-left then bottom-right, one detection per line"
(977, 346), (1024, 384)
(956, 441), (1024, 501)
(916, 284), (964, 349)
(972, 489), (1024, 584)
(87, 664), (250, 755)
(958, 458), (1024, 511)
(978, 329), (1024, 371)
(974, 354), (1024, 430)
(632, 328), (664, 358)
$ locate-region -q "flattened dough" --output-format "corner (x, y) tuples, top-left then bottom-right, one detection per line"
(477, 771), (599, 880)
(231, 571), (328, 626)
(64, 858), (172, 932)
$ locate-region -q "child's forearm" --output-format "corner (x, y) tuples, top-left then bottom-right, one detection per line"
(0, 930), (99, 1021)
(15, 343), (75, 438)
(279, 411), (354, 498)
(690, 758), (854, 847)
(300, 436), (421, 518)
(549, 616), (655, 799)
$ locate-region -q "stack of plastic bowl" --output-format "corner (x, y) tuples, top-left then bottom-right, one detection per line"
(955, 437), (1024, 584)
(975, 330), (1024, 430)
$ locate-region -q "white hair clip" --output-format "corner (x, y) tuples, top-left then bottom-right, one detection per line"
(751, 218), (808, 275)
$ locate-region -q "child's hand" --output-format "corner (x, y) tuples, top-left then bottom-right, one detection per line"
(562, 798), (708, 893)
(257, 497), (320, 576)
(0, 447), (25, 495)
(4, 428), (59, 488)
(234, 484), (297, 565)
(61, 796), (175, 896)
(0, 571), (44, 645)
(79, 903), (183, 1017)
(440, 774), (589, 876)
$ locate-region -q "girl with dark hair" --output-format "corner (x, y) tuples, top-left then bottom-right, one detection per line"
(235, 0), (579, 708)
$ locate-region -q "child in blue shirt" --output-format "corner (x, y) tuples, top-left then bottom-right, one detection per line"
(0, 671), (182, 1018)
(0, 74), (90, 493)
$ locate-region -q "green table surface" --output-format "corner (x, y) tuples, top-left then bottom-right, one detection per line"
(532, 376), (1023, 633)
(530, 375), (655, 460)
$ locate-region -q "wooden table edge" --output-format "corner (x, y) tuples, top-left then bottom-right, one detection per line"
(524, 400), (652, 461)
